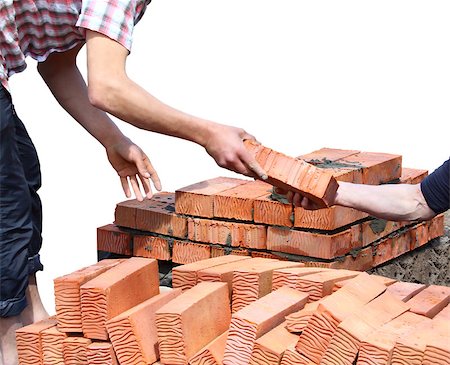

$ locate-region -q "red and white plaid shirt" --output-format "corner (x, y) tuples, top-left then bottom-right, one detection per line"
(0, 0), (150, 90)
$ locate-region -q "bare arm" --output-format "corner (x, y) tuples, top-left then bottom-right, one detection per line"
(37, 45), (161, 200)
(333, 182), (436, 221)
(84, 30), (267, 180)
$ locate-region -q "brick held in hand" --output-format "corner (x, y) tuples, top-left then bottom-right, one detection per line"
(244, 140), (338, 208)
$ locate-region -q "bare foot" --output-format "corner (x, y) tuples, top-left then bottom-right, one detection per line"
(19, 274), (49, 326)
(0, 315), (22, 365)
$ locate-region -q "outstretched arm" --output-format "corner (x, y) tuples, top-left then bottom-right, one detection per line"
(84, 30), (267, 180)
(37, 45), (161, 201)
(332, 182), (436, 221)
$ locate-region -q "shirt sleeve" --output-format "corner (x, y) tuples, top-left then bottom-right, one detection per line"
(420, 158), (450, 214)
(76, 0), (138, 51)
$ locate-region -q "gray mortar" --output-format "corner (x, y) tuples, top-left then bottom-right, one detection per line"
(369, 211), (450, 286)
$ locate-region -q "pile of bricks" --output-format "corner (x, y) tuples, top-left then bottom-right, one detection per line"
(16, 255), (450, 364)
(98, 146), (445, 271)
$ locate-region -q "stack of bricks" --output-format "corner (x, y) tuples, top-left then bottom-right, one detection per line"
(16, 256), (450, 364)
(98, 145), (445, 271)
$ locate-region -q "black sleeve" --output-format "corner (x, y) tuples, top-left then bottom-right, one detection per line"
(420, 158), (450, 214)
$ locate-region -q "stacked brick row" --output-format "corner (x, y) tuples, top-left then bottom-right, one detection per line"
(16, 256), (450, 364)
(99, 146), (445, 271)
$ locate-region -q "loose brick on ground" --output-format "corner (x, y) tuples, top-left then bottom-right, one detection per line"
(296, 273), (386, 363)
(62, 336), (92, 365)
(285, 301), (321, 334)
(54, 259), (123, 333)
(197, 257), (278, 297)
(320, 291), (410, 365)
(406, 284), (450, 318)
(87, 342), (118, 365)
(188, 331), (229, 365)
(155, 282), (231, 365)
(172, 255), (252, 291)
(232, 260), (305, 312)
(386, 281), (427, 302)
(272, 267), (329, 291)
(106, 289), (182, 365)
(250, 321), (299, 365)
(41, 325), (68, 365)
(15, 317), (57, 365)
(356, 311), (431, 365)
(280, 345), (315, 365)
(223, 286), (308, 365)
(80, 257), (160, 340)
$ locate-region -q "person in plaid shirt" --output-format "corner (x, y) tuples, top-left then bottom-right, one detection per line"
(0, 1), (267, 363)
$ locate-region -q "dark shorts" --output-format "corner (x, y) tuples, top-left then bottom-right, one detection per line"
(0, 85), (44, 317)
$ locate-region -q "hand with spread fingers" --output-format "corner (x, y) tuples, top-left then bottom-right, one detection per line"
(105, 137), (162, 201)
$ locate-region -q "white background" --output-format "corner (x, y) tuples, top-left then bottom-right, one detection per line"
(7, 0), (449, 313)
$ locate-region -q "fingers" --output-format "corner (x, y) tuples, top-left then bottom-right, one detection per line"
(239, 150), (268, 180)
(121, 176), (131, 199)
(129, 175), (144, 202)
(138, 155), (162, 192)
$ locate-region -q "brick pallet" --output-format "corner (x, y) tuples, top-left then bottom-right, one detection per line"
(17, 257), (450, 365)
(99, 146), (444, 271)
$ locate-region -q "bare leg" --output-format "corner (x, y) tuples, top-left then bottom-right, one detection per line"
(0, 315), (22, 365)
(19, 274), (49, 326)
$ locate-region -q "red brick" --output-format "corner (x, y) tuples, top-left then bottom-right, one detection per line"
(253, 192), (294, 227)
(210, 246), (250, 258)
(197, 257), (279, 297)
(188, 217), (267, 249)
(400, 167), (428, 184)
(295, 269), (360, 302)
(114, 199), (142, 229)
(386, 281), (427, 302)
(272, 267), (329, 291)
(250, 321), (300, 365)
(232, 260), (304, 312)
(294, 205), (369, 230)
(189, 331), (229, 365)
(223, 287), (309, 365)
(63, 337), (92, 365)
(213, 180), (272, 221)
(298, 148), (360, 163)
(267, 226), (356, 260)
(87, 342), (118, 365)
(155, 282), (231, 365)
(296, 273), (386, 363)
(172, 255), (252, 291)
(172, 241), (211, 264)
(406, 284), (450, 318)
(106, 289), (182, 365)
(54, 259), (123, 333)
(135, 193), (188, 238)
(16, 317), (57, 365)
(326, 246), (374, 271)
(41, 325), (68, 365)
(320, 292), (409, 365)
(97, 224), (132, 255)
(175, 177), (249, 217)
(280, 345), (315, 365)
(357, 312), (431, 365)
(133, 235), (171, 261)
(285, 301), (320, 334)
(80, 257), (160, 340)
(244, 140), (339, 208)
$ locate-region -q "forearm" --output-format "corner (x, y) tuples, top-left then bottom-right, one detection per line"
(37, 47), (126, 149)
(334, 182), (436, 221)
(85, 31), (218, 147)
(88, 75), (213, 146)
